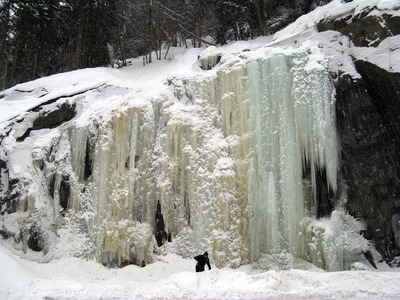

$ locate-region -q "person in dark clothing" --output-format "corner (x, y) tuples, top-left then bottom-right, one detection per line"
(194, 251), (211, 272)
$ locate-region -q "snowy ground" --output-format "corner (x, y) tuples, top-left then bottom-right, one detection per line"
(1, 245), (400, 300)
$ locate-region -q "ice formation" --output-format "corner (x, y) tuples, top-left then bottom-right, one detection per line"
(0, 46), (369, 271)
(164, 48), (362, 270)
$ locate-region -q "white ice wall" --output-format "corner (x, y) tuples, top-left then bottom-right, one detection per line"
(1, 48), (367, 271)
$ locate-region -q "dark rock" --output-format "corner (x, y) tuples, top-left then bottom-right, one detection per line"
(28, 228), (43, 252)
(354, 60), (400, 144)
(383, 13), (400, 37)
(0, 228), (14, 239)
(0, 159), (6, 169)
(33, 101), (76, 130)
(302, 163), (336, 218)
(318, 8), (400, 47)
(17, 102), (76, 142)
(335, 68), (400, 262)
(199, 54), (222, 70)
(315, 168), (336, 218)
(0, 176), (21, 215)
(363, 250), (377, 269)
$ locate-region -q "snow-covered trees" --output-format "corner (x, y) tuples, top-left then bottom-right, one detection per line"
(0, 0), (119, 88)
(1, 1), (67, 88)
(0, 0), (326, 89)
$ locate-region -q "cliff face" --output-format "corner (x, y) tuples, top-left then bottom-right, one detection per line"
(317, 5), (400, 263)
(335, 62), (400, 262)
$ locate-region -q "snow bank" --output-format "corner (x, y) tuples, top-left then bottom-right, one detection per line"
(0, 47), (203, 124)
(274, 0), (400, 42)
(1, 245), (400, 300)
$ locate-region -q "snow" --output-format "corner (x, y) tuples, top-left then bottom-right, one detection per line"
(272, 0), (400, 73)
(1, 0), (400, 298)
(1, 245), (400, 300)
(273, 0), (400, 42)
(0, 47), (203, 124)
(1, 0), (398, 124)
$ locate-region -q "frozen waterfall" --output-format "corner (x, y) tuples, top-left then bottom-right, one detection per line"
(166, 49), (362, 270)
(65, 49), (367, 270)
(0, 48), (369, 272)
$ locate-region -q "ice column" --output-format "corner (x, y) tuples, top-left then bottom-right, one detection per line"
(240, 51), (339, 265)
(86, 106), (155, 266)
(245, 54), (305, 261)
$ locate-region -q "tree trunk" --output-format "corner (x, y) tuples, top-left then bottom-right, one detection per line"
(164, 42), (171, 59)
(9, 42), (20, 86)
(255, 0), (266, 36)
(2, 61), (8, 91)
(74, 25), (83, 69)
(117, 25), (126, 66)
(148, 0), (153, 64)
(32, 52), (38, 79)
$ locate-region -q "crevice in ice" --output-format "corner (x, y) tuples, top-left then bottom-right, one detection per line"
(59, 175), (70, 213)
(155, 200), (168, 247)
(84, 137), (92, 180)
(184, 191), (190, 226)
(302, 161), (336, 218)
(27, 226), (43, 252)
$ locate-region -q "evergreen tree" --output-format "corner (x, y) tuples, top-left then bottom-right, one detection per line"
(0, 0), (329, 90)
(3, 1), (69, 88)
(0, 0), (12, 90)
(213, 0), (253, 45)
(67, 0), (117, 69)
